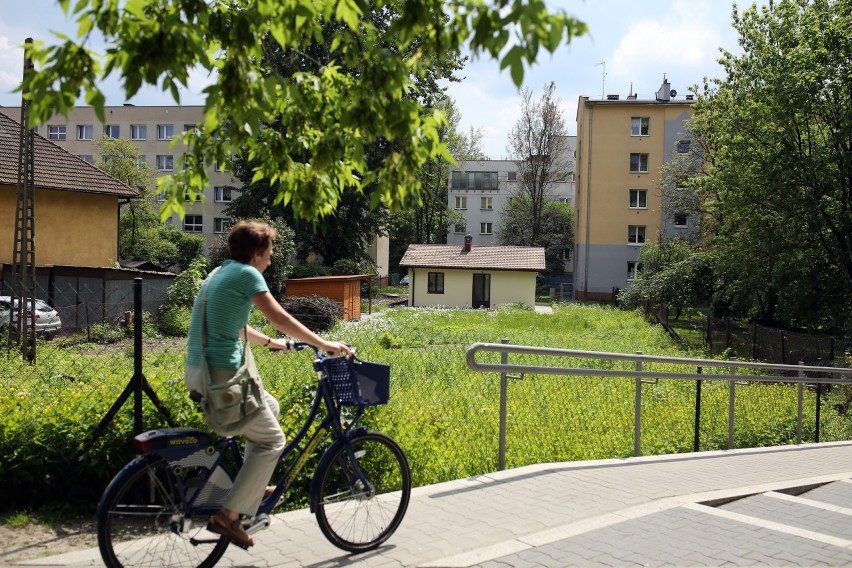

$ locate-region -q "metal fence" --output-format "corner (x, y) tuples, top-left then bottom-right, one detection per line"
(466, 341), (852, 470)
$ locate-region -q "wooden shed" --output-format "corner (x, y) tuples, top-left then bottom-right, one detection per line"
(284, 274), (373, 321)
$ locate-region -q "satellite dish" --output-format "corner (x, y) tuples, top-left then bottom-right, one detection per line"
(670, 89), (677, 98)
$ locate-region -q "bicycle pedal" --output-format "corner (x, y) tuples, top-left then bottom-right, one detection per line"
(244, 513), (271, 535)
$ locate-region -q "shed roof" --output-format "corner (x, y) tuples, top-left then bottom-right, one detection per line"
(0, 112), (137, 197)
(399, 244), (545, 272)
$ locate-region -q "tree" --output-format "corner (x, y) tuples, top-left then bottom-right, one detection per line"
(498, 197), (573, 274)
(505, 82), (572, 246)
(23, 1), (587, 223)
(94, 136), (204, 270)
(687, 0), (852, 332)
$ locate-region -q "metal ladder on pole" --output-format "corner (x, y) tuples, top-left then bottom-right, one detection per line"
(7, 37), (37, 361)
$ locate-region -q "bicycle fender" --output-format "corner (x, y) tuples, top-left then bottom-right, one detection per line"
(309, 427), (368, 513)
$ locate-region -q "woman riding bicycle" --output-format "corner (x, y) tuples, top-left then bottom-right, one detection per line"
(183, 220), (351, 548)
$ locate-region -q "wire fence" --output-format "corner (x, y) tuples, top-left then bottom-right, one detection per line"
(2, 285), (851, 512)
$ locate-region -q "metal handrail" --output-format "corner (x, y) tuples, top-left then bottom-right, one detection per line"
(465, 341), (852, 469)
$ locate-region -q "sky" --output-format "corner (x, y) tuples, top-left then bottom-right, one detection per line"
(0, 0), (766, 158)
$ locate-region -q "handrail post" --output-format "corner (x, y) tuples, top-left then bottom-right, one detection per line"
(797, 361), (804, 444)
(693, 366), (702, 452)
(634, 351), (642, 457)
(133, 277), (143, 436)
(728, 357), (736, 449)
(498, 338), (509, 471)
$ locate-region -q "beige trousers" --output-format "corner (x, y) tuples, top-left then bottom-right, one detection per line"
(208, 368), (287, 516)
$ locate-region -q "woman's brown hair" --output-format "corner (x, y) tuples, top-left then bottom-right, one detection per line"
(228, 221), (277, 263)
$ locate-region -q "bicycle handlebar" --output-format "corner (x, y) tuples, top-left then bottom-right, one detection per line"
(270, 340), (354, 359)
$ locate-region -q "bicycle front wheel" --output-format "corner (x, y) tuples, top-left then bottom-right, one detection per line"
(97, 455), (230, 568)
(315, 431), (411, 552)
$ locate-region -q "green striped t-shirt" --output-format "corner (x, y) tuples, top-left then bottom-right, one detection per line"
(185, 259), (269, 370)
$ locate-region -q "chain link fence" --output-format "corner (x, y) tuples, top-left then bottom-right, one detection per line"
(2, 288), (851, 512)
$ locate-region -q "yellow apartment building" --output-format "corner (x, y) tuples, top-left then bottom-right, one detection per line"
(573, 79), (695, 300)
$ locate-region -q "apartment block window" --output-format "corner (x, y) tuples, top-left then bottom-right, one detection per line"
(451, 170), (498, 190)
(427, 272), (445, 294)
(214, 186), (232, 202)
(454, 222), (466, 233)
(184, 215), (203, 233)
(156, 155), (174, 171)
(215, 160), (230, 172)
(157, 124), (174, 140)
(631, 117), (650, 136)
(628, 225), (646, 245)
(48, 125), (66, 140)
(137, 155), (147, 167)
(677, 140), (691, 154)
(481, 196), (493, 210)
(77, 155), (93, 164)
(629, 153), (649, 173)
(454, 196), (467, 210)
(184, 123), (198, 133)
(507, 171), (517, 182)
(480, 222), (493, 235)
(627, 261), (642, 280)
(157, 189), (166, 201)
(674, 213), (688, 228)
(629, 189), (647, 208)
(130, 124), (147, 140)
(105, 124), (120, 138)
(214, 217), (233, 234)
(76, 124), (93, 140)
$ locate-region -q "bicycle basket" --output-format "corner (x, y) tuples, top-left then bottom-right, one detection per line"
(321, 357), (390, 406)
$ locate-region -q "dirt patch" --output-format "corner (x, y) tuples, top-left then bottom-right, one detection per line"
(0, 518), (97, 563)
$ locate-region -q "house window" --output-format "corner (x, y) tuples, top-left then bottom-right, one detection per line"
(48, 125), (66, 140)
(130, 124), (147, 140)
(481, 196), (493, 210)
(630, 153), (649, 173)
(629, 189), (647, 209)
(507, 171), (517, 182)
(77, 154), (93, 164)
(105, 124), (120, 138)
(454, 196), (467, 210)
(631, 117), (650, 136)
(674, 213), (688, 228)
(156, 155), (174, 171)
(214, 217), (232, 233)
(677, 140), (691, 154)
(628, 225), (646, 245)
(451, 171), (498, 190)
(427, 272), (445, 294)
(156, 124), (174, 140)
(480, 222), (493, 235)
(454, 222), (466, 233)
(627, 261), (642, 280)
(214, 186), (232, 202)
(184, 215), (203, 233)
(76, 124), (93, 140)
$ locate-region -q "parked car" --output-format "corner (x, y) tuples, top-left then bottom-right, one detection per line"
(400, 275), (409, 286)
(0, 296), (62, 336)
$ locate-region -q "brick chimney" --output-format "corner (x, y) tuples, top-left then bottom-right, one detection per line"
(463, 233), (472, 252)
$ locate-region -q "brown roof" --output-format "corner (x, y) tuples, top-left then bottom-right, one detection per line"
(399, 244), (545, 271)
(0, 112), (137, 197)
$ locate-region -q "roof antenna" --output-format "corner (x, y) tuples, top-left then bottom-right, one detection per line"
(595, 61), (606, 100)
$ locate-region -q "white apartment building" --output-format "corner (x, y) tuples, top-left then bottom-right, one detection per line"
(0, 105), (237, 248)
(447, 136), (576, 251)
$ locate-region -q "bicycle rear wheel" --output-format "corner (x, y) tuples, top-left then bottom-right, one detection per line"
(315, 431), (411, 552)
(97, 455), (230, 568)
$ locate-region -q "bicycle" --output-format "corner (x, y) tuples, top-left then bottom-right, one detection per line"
(96, 342), (411, 568)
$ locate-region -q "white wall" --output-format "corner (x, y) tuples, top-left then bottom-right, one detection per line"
(409, 268), (537, 308)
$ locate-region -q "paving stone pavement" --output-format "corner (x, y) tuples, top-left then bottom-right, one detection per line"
(11, 441), (852, 568)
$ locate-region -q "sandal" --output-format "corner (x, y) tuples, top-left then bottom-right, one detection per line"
(207, 510), (255, 549)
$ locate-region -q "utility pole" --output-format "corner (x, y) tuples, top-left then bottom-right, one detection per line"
(8, 38), (37, 361)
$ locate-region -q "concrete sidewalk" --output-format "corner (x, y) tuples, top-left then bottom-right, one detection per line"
(13, 441), (852, 567)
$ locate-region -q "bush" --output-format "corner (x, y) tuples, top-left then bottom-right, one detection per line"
(87, 322), (125, 344)
(283, 295), (344, 333)
(160, 305), (192, 337)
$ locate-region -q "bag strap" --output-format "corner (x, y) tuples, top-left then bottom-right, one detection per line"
(199, 266), (249, 365)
